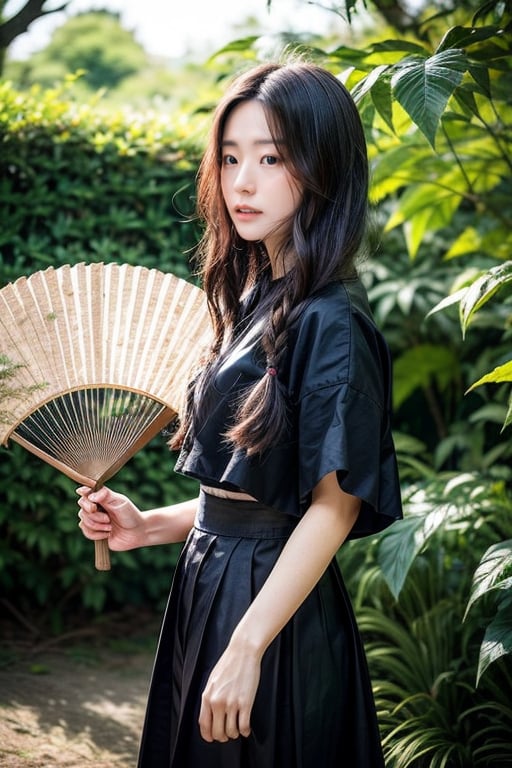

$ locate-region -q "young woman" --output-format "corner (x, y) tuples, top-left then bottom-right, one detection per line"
(77, 61), (403, 767)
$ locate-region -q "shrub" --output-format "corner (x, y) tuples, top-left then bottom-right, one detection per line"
(0, 77), (203, 286)
(339, 473), (512, 767)
(0, 79), (203, 629)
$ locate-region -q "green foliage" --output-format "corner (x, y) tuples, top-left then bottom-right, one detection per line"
(465, 539), (512, 681)
(0, 439), (198, 625)
(339, 472), (512, 766)
(3, 10), (231, 112)
(300, 1), (512, 759)
(0, 77), (203, 626)
(10, 11), (148, 92)
(341, 12), (511, 261)
(225, 2), (510, 265)
(0, 77), (203, 287)
(361, 238), (512, 472)
(460, 263), (512, 413)
(1, 6), (511, 763)
(431, 261), (512, 341)
(389, 47), (468, 147)
(431, 259), (512, 429)
(445, 260), (512, 680)
(425, 252), (512, 684)
(376, 473), (512, 600)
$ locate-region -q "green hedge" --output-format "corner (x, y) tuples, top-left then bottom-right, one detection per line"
(0, 80), (203, 628)
(0, 79), (203, 284)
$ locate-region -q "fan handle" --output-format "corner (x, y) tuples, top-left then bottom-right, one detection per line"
(95, 539), (111, 571)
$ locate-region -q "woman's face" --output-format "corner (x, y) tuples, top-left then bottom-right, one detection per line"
(220, 99), (302, 276)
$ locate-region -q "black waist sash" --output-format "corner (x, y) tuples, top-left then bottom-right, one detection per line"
(195, 490), (298, 540)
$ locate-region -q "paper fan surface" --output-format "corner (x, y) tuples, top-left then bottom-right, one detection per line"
(0, 262), (212, 487)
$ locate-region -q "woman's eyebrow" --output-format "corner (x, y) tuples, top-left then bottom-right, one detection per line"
(221, 138), (284, 147)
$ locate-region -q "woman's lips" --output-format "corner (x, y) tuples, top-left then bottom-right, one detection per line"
(234, 206), (261, 220)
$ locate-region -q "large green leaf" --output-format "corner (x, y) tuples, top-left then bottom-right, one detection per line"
(460, 261), (512, 335)
(369, 40), (428, 56)
(351, 64), (390, 104)
(465, 539), (512, 616)
(403, 200), (456, 258)
(390, 49), (468, 147)
(505, 393), (512, 431)
(407, 196), (461, 257)
(385, 180), (461, 232)
(477, 595), (512, 683)
(393, 344), (459, 409)
(207, 35), (259, 59)
(377, 508), (449, 599)
(427, 287), (467, 317)
(370, 74), (394, 132)
(467, 360), (512, 391)
(329, 44), (370, 66)
(370, 142), (434, 201)
(444, 226), (481, 258)
(436, 24), (503, 53)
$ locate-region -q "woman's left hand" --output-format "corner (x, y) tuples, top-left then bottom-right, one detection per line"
(199, 638), (262, 742)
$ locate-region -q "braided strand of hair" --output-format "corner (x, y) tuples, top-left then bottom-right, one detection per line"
(226, 285), (294, 455)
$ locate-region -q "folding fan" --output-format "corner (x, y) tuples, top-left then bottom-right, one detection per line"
(0, 262), (212, 570)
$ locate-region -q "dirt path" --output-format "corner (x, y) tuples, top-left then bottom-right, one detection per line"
(0, 613), (158, 768)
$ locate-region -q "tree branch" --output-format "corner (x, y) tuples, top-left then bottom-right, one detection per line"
(369, 0), (426, 38)
(0, 0), (68, 49)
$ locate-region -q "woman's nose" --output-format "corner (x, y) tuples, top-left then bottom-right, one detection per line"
(233, 163), (255, 194)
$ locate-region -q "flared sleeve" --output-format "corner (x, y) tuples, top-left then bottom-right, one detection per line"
(290, 281), (402, 538)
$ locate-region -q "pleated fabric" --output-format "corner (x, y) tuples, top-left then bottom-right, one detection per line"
(137, 491), (385, 768)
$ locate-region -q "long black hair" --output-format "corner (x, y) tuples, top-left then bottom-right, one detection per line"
(171, 61), (369, 455)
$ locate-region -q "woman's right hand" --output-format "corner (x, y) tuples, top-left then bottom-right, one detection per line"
(77, 486), (146, 551)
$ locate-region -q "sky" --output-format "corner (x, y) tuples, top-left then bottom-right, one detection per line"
(7, 0), (347, 61)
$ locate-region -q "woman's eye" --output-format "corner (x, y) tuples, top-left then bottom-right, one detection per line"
(223, 154), (237, 165)
(262, 155), (279, 165)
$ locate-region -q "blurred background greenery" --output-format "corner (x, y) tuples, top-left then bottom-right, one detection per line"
(1, 1), (511, 764)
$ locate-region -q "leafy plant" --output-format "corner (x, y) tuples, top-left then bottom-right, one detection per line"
(0, 77), (203, 288)
(465, 539), (512, 682)
(432, 260), (512, 429)
(0, 78), (203, 628)
(0, 438), (198, 631)
(339, 472), (512, 766)
(427, 260), (512, 686)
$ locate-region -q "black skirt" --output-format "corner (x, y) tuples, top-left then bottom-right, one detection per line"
(137, 491), (385, 768)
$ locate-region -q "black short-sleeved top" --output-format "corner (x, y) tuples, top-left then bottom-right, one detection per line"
(175, 278), (402, 538)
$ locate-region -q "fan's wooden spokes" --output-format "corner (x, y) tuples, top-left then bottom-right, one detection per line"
(11, 387), (175, 487)
(11, 388), (176, 571)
